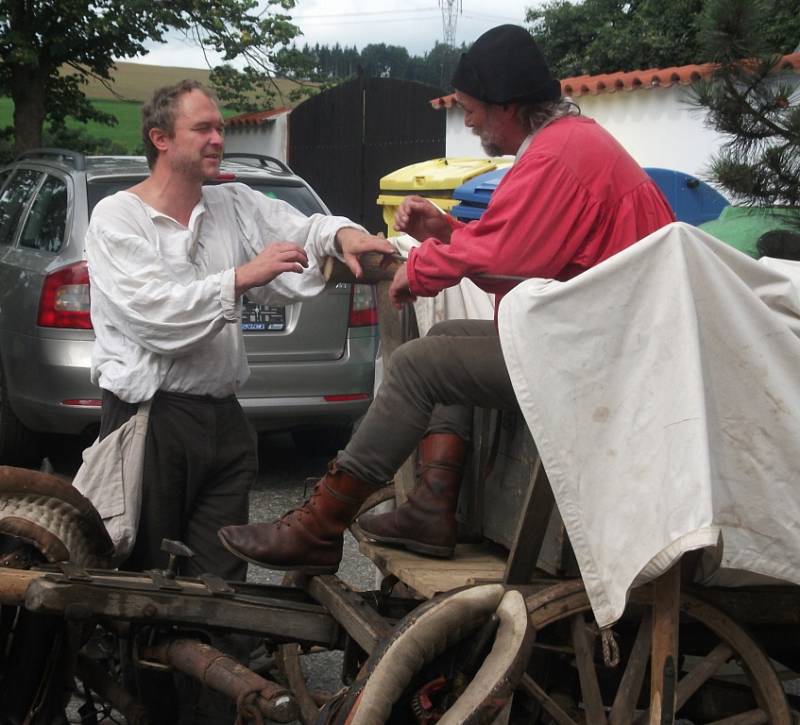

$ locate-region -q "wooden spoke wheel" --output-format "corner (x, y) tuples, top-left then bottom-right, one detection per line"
(275, 642), (326, 725)
(520, 579), (793, 724)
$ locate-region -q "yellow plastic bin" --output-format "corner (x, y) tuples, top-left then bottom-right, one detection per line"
(377, 157), (512, 237)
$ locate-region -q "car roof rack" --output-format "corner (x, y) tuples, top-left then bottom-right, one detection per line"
(14, 148), (87, 171)
(222, 153), (291, 174)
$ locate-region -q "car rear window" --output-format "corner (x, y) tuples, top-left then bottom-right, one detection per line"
(0, 169), (41, 246)
(87, 179), (325, 217)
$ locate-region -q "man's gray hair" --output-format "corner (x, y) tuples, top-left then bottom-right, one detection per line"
(141, 79), (218, 168)
(515, 97), (580, 135)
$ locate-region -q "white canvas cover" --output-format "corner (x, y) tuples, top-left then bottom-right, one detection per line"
(498, 222), (800, 628)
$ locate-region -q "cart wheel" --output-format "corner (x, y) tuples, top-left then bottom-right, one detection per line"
(275, 570), (339, 725)
(275, 642), (324, 725)
(0, 466), (117, 723)
(274, 483), (396, 725)
(521, 579), (793, 724)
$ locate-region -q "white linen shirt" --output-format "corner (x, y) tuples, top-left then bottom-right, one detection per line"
(85, 182), (364, 403)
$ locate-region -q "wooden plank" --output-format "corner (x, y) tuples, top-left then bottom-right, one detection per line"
(359, 540), (506, 597)
(307, 575), (392, 654)
(649, 565), (681, 725)
(503, 457), (555, 585)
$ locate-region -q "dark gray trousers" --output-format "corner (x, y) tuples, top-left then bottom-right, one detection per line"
(337, 318), (519, 486)
(101, 389), (255, 578)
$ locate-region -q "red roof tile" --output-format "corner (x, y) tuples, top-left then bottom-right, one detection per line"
(225, 107), (291, 128)
(429, 52), (800, 107)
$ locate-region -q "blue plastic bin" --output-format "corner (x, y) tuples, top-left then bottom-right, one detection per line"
(451, 167), (510, 222)
(642, 168), (728, 226)
(450, 165), (729, 225)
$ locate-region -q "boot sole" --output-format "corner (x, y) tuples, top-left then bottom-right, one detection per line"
(217, 532), (338, 575)
(357, 528), (454, 558)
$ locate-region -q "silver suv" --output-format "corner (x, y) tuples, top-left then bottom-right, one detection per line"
(0, 149), (378, 466)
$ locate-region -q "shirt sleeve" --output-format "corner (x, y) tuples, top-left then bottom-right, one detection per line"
(228, 184), (366, 305)
(406, 152), (602, 298)
(85, 197), (235, 358)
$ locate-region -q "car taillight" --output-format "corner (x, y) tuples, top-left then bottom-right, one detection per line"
(37, 261), (93, 329)
(348, 284), (378, 327)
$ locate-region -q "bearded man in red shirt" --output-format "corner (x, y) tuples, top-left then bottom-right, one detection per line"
(218, 24), (675, 572)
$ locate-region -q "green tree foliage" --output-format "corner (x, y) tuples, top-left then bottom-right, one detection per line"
(0, 0), (302, 154)
(525, 0), (800, 78)
(272, 40), (461, 92)
(692, 0), (800, 217)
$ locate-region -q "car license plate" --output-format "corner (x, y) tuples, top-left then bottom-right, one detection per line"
(242, 298), (285, 332)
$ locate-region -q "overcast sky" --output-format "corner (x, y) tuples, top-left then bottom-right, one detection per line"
(126, 1), (543, 69)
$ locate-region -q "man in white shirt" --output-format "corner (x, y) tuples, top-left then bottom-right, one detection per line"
(85, 79), (392, 724)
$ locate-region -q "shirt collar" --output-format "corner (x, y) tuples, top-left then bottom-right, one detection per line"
(515, 134), (535, 161)
(130, 191), (207, 230)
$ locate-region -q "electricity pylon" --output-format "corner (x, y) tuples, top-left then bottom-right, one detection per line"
(439, 0), (463, 47)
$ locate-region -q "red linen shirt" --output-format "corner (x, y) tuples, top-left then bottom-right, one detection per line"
(406, 116), (675, 312)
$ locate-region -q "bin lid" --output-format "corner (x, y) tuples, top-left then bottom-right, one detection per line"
(451, 202), (485, 222)
(452, 166), (512, 204)
(643, 167), (729, 226)
(379, 157), (512, 192)
(699, 206), (799, 258)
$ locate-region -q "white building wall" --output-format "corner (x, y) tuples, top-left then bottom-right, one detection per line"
(444, 85), (725, 177)
(223, 113), (289, 163)
(576, 86), (724, 177)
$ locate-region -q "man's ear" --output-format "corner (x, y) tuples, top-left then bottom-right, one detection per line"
(149, 127), (170, 154)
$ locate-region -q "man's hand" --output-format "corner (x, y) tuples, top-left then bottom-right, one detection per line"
(336, 228), (396, 279)
(394, 195), (452, 243)
(388, 263), (417, 309)
(235, 242), (308, 296)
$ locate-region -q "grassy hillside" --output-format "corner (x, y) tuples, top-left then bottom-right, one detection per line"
(0, 97), (144, 151)
(1, 61), (308, 153)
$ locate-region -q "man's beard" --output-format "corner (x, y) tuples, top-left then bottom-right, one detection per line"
(171, 151), (219, 181)
(474, 128), (502, 157)
(481, 139), (502, 156)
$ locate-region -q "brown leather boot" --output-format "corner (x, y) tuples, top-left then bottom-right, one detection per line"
(218, 461), (375, 574)
(357, 433), (466, 558)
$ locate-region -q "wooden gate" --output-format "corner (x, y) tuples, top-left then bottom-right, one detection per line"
(288, 77), (446, 234)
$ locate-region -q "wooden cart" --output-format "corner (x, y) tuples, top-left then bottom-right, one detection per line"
(0, 269), (798, 724)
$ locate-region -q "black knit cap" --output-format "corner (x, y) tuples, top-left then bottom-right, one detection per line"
(451, 24), (561, 105)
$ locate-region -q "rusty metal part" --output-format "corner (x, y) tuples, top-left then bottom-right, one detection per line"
(140, 637), (299, 724)
(76, 653), (149, 725)
(20, 567), (339, 646)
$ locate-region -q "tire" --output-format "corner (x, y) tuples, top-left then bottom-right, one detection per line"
(0, 365), (41, 467)
(291, 424), (353, 457)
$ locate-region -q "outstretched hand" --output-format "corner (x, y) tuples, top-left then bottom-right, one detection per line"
(235, 242), (309, 296)
(389, 263), (417, 309)
(335, 228), (396, 279)
(394, 195), (452, 243)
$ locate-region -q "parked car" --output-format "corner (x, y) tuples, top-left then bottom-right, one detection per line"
(0, 149), (378, 466)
